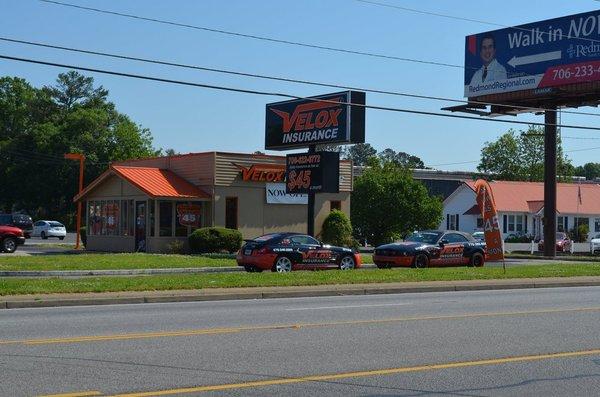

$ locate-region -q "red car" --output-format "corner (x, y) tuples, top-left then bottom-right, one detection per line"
(538, 232), (572, 252)
(236, 232), (361, 272)
(0, 225), (26, 253)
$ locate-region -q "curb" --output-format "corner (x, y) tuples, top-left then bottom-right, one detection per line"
(2, 278), (600, 309)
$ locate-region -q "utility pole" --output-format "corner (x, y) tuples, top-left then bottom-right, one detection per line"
(307, 145), (316, 237)
(543, 109), (557, 257)
(64, 153), (85, 249)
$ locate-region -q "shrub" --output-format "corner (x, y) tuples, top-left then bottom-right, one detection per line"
(80, 227), (87, 248)
(166, 239), (186, 254)
(188, 227), (243, 254)
(575, 224), (589, 243)
(321, 210), (354, 248)
(504, 234), (533, 243)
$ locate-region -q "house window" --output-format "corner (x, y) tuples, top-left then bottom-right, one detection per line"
(476, 218), (483, 228)
(159, 201), (173, 237)
(330, 201), (341, 212)
(595, 218), (600, 233)
(226, 197), (238, 230)
(149, 200), (155, 237)
(515, 215), (523, 233)
(557, 216), (565, 232)
(508, 215), (515, 232)
(449, 214), (457, 230)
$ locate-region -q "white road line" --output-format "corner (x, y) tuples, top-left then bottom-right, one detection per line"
(285, 302), (413, 311)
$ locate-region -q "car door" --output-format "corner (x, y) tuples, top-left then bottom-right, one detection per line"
(32, 221), (41, 237)
(290, 235), (332, 267)
(432, 233), (469, 266)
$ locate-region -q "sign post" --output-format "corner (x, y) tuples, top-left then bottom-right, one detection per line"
(544, 108), (557, 257)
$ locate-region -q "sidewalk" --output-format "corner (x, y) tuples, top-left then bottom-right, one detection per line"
(2, 276), (600, 309)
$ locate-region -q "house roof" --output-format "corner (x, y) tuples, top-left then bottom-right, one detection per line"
(74, 165), (211, 202)
(464, 180), (600, 214)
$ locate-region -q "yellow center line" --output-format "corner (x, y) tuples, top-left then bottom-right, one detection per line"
(105, 348), (600, 396)
(2, 306), (599, 346)
(37, 391), (102, 397)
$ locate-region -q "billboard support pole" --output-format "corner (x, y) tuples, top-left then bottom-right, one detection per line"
(307, 145), (316, 237)
(544, 108), (557, 258)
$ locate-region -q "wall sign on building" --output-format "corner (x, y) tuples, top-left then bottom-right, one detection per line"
(285, 152), (340, 194)
(177, 204), (201, 227)
(265, 91), (365, 150)
(234, 163), (285, 182)
(265, 183), (308, 204)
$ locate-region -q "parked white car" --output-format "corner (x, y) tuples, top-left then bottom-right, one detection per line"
(591, 234), (600, 255)
(33, 221), (67, 240)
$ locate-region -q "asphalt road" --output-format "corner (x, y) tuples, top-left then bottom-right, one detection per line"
(1, 287), (600, 396)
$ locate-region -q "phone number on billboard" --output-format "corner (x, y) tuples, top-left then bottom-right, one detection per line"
(552, 65), (600, 80)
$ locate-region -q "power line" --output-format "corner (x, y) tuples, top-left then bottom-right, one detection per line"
(358, 0), (600, 45)
(37, 0), (464, 71)
(3, 36), (600, 118)
(4, 53), (600, 132)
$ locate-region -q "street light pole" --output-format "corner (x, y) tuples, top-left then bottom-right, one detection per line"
(64, 153), (85, 249)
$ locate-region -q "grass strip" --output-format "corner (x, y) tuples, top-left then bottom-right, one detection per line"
(0, 253), (375, 271)
(1, 263), (600, 296)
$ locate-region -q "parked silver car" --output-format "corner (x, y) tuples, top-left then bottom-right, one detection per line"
(33, 220), (67, 240)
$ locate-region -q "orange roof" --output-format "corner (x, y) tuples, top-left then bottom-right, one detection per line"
(74, 165), (210, 201)
(465, 180), (600, 214)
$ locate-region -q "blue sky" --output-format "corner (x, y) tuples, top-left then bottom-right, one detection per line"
(2, 0), (600, 170)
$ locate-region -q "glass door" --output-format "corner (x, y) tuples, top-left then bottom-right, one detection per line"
(135, 201), (147, 252)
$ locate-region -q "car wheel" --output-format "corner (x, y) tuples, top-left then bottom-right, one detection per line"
(41, 231), (48, 240)
(339, 255), (356, 270)
(273, 256), (293, 272)
(470, 252), (485, 267)
(244, 265), (254, 273)
(59, 237), (65, 241)
(413, 253), (429, 268)
(2, 238), (17, 254)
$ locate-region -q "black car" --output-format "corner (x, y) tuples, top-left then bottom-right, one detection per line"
(0, 213), (33, 239)
(236, 232), (362, 272)
(373, 230), (486, 268)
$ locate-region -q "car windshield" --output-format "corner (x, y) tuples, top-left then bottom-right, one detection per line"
(405, 232), (442, 244)
(556, 232), (567, 240)
(49, 222), (64, 227)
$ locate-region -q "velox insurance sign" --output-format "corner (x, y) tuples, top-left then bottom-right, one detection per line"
(465, 10), (600, 97)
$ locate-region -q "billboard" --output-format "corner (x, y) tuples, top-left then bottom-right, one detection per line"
(285, 152), (340, 194)
(465, 10), (600, 98)
(265, 91), (365, 150)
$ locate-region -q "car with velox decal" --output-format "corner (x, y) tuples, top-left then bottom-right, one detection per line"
(373, 230), (486, 269)
(236, 232), (361, 272)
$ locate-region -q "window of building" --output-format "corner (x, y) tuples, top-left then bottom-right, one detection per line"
(330, 201), (341, 212)
(175, 202), (203, 236)
(595, 218), (600, 233)
(476, 218), (483, 228)
(159, 201), (173, 237)
(149, 200), (155, 237)
(448, 214), (457, 230)
(575, 217), (589, 228)
(226, 197), (238, 230)
(86, 200), (133, 237)
(508, 215), (515, 232)
(515, 215), (523, 232)
(557, 216), (565, 232)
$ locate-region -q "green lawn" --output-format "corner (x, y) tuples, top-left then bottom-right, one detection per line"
(0, 253), (236, 271)
(2, 263), (600, 295)
(0, 253), (375, 271)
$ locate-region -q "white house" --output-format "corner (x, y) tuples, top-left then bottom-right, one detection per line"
(441, 181), (600, 242)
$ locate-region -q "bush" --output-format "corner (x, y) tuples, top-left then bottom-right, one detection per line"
(80, 227), (87, 248)
(574, 224), (589, 243)
(321, 210), (354, 248)
(166, 239), (186, 254)
(188, 227), (243, 254)
(504, 234), (533, 243)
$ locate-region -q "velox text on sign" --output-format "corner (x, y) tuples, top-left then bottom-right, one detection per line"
(266, 183), (308, 204)
(474, 179), (504, 261)
(465, 10), (600, 97)
(265, 91), (365, 150)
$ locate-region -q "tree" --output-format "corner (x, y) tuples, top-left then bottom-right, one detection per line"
(321, 210), (354, 247)
(0, 72), (158, 226)
(477, 127), (573, 181)
(342, 143), (377, 166)
(378, 148), (427, 169)
(351, 160), (443, 246)
(575, 162), (600, 180)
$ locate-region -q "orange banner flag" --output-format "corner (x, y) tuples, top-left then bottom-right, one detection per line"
(474, 179), (504, 261)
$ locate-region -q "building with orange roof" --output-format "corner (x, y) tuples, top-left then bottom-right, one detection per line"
(75, 152), (352, 253)
(441, 180), (600, 242)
